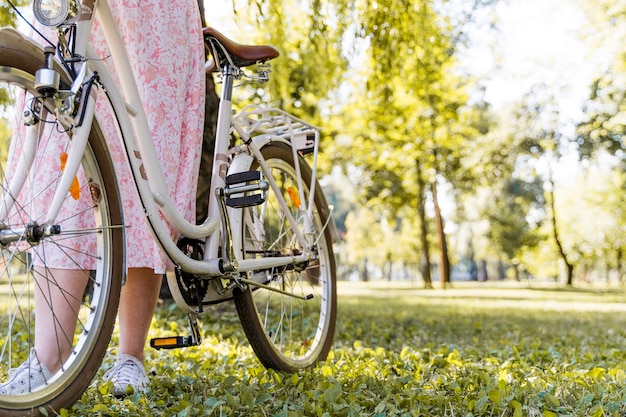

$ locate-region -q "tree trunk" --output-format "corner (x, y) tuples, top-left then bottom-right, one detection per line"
(547, 167), (574, 286)
(479, 260), (488, 281)
(362, 258), (370, 282)
(416, 160), (433, 289)
(497, 260), (506, 280)
(386, 253), (393, 281)
(432, 176), (450, 286)
(197, 0), (206, 27)
(617, 247), (623, 282)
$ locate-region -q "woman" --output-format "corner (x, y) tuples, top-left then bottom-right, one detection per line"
(0, 0), (205, 396)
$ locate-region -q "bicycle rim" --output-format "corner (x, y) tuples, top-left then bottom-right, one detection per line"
(0, 48), (123, 415)
(233, 143), (336, 371)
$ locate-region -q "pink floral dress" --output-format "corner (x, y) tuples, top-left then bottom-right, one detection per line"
(17, 0), (205, 274)
(91, 0), (205, 274)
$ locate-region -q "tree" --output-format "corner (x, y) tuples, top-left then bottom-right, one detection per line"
(507, 87), (579, 285)
(338, 0), (479, 286)
(416, 160), (433, 287)
(551, 163), (626, 282)
(544, 161), (574, 285)
(574, 0), (626, 281)
(484, 177), (544, 275)
(344, 208), (384, 281)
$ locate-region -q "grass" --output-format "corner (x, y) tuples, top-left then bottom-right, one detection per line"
(64, 280), (626, 416)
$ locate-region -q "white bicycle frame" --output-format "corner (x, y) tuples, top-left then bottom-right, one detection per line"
(4, 0), (325, 280)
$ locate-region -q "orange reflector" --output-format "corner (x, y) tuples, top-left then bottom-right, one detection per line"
(60, 152), (80, 200)
(286, 186), (301, 208)
(152, 338), (178, 347)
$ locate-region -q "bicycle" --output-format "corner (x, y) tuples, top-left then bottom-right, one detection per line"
(0, 0), (337, 415)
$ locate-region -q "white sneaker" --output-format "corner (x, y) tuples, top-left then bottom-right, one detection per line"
(0, 350), (53, 395)
(102, 352), (149, 397)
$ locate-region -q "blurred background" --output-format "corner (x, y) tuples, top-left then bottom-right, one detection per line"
(209, 0), (625, 287)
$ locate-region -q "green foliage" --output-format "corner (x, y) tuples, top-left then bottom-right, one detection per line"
(576, 62), (626, 162)
(484, 177), (544, 262)
(225, 0), (500, 282)
(347, 0), (472, 198)
(0, 0), (28, 27)
(576, 0), (626, 162)
(234, 0), (351, 125)
(65, 282), (626, 416)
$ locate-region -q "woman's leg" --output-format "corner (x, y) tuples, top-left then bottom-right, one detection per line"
(101, 268), (161, 396)
(117, 268), (162, 363)
(35, 268), (89, 373)
(34, 267), (161, 373)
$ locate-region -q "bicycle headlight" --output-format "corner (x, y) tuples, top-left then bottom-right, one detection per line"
(33, 0), (80, 27)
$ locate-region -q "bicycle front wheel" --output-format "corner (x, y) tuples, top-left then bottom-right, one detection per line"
(0, 38), (124, 416)
(233, 142), (336, 371)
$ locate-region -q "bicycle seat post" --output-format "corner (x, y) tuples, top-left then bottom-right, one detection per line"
(218, 64), (239, 102)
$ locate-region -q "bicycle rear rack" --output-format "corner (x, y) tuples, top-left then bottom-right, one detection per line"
(233, 104), (321, 155)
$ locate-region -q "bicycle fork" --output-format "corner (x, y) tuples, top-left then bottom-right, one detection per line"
(0, 48), (97, 246)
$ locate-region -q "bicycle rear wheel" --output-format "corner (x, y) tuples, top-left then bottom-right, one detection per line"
(233, 142), (336, 371)
(0, 37), (124, 416)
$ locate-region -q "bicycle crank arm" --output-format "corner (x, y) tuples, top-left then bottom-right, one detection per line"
(238, 277), (314, 300)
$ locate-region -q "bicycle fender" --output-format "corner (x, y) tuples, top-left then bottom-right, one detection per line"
(253, 134), (292, 149)
(0, 28), (72, 84)
(0, 28), (43, 58)
(227, 134), (291, 174)
(226, 147), (254, 260)
(225, 134), (286, 256)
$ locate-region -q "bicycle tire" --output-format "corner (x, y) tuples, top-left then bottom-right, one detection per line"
(233, 142), (336, 371)
(0, 37), (124, 416)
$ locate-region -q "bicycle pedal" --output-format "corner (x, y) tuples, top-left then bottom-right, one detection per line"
(150, 335), (199, 350)
(226, 170), (262, 186)
(223, 170), (268, 208)
(226, 194), (265, 208)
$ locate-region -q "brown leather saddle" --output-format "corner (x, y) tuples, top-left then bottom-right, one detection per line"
(204, 27), (279, 73)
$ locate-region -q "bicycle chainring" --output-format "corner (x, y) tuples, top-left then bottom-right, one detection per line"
(174, 237), (209, 307)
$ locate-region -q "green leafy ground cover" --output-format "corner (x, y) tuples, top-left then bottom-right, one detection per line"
(64, 281), (626, 416)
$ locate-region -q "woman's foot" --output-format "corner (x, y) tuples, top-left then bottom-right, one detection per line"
(0, 350), (53, 394)
(102, 352), (149, 397)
